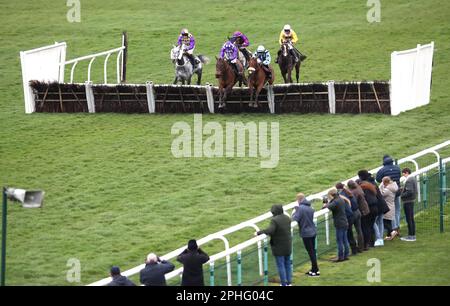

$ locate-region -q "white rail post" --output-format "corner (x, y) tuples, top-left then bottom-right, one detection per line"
(267, 85), (275, 114)
(327, 80), (336, 114)
(205, 83), (215, 113)
(85, 81), (96, 113)
(146, 81), (156, 113)
(87, 57), (96, 82)
(325, 212), (330, 245)
(103, 53), (112, 84)
(116, 50), (123, 84)
(70, 62), (78, 83)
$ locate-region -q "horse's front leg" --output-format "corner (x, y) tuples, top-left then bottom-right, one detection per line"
(287, 69), (292, 84)
(196, 70), (202, 85)
(249, 86), (254, 108)
(173, 76), (178, 84)
(255, 83), (265, 108)
(281, 70), (288, 84)
(295, 62), (300, 83)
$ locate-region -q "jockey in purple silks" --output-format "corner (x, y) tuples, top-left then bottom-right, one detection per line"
(230, 31), (251, 61)
(219, 40), (244, 78)
(177, 28), (199, 67)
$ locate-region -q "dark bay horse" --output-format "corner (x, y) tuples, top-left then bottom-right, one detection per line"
(215, 57), (239, 109)
(278, 42), (300, 83)
(247, 57), (275, 108)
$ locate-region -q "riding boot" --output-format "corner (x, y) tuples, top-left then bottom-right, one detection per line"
(186, 53), (196, 68)
(290, 49), (299, 63)
(275, 50), (281, 63)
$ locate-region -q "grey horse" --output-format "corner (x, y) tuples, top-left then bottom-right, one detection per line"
(170, 45), (209, 85)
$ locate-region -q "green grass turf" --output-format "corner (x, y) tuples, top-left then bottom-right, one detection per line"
(0, 0), (449, 285)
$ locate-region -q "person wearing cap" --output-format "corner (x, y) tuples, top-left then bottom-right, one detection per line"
(219, 40), (244, 79)
(177, 239), (210, 286)
(276, 24), (305, 63)
(253, 45), (272, 79)
(107, 266), (136, 286)
(177, 28), (198, 68)
(139, 253), (175, 286)
(230, 31), (251, 61)
(376, 155), (402, 237)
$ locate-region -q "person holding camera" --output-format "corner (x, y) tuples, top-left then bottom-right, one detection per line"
(323, 189), (350, 262)
(139, 253), (175, 286)
(177, 239), (210, 286)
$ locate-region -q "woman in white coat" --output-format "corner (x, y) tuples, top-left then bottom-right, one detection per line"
(380, 176), (399, 240)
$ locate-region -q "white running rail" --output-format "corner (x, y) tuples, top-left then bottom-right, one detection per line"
(88, 140), (450, 286)
(62, 33), (126, 84)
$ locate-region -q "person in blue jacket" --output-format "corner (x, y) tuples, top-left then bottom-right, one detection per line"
(376, 155), (401, 238)
(292, 193), (319, 276)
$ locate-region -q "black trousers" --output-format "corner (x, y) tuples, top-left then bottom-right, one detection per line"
(302, 236), (319, 273)
(404, 202), (416, 236)
(362, 206), (378, 247)
(383, 219), (393, 237)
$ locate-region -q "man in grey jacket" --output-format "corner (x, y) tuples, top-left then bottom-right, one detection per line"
(292, 193), (319, 276)
(400, 168), (418, 241)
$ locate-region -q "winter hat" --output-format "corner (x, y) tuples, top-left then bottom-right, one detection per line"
(188, 239), (198, 251)
(358, 170), (370, 181)
(110, 266), (120, 276)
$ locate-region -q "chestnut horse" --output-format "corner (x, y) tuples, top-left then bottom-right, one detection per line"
(247, 57), (274, 108)
(278, 42), (300, 83)
(215, 57), (239, 109)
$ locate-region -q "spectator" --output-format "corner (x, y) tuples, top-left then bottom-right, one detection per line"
(177, 239), (210, 286)
(323, 188), (349, 262)
(348, 180), (369, 252)
(107, 266), (136, 286)
(336, 182), (363, 255)
(140, 253), (175, 286)
(358, 170), (379, 248)
(400, 168), (418, 242)
(380, 176), (399, 240)
(256, 204), (293, 286)
(367, 174), (388, 247)
(376, 155), (402, 237)
(292, 193), (319, 277)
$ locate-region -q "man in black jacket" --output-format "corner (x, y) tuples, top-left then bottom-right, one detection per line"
(140, 253), (175, 286)
(107, 266), (136, 286)
(177, 239), (210, 286)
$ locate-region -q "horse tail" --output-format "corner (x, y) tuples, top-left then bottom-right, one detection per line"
(197, 55), (210, 65)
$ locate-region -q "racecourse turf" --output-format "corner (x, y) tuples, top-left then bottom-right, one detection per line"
(0, 0), (449, 285)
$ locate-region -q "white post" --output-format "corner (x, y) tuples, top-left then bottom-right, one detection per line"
(87, 57), (96, 82)
(20, 51), (35, 114)
(116, 50), (123, 84)
(205, 83), (215, 113)
(85, 81), (96, 113)
(327, 80), (336, 114)
(104, 53), (112, 84)
(58, 45), (66, 83)
(267, 85), (275, 114)
(146, 81), (156, 113)
(325, 212), (330, 245)
(257, 240), (263, 276)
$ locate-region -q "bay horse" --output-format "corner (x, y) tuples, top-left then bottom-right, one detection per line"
(170, 45), (209, 85)
(277, 42), (300, 83)
(215, 57), (245, 109)
(247, 57), (275, 108)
